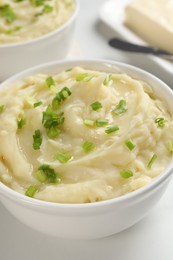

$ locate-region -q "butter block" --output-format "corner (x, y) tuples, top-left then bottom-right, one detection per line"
(124, 0), (173, 52)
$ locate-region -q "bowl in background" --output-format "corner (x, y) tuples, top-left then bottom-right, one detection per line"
(0, 0), (79, 82)
(0, 59), (173, 239)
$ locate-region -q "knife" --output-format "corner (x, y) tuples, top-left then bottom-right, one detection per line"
(108, 37), (173, 60)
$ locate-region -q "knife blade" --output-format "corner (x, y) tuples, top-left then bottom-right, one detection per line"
(108, 37), (173, 61)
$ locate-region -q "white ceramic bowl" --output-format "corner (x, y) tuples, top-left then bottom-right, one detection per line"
(0, 0), (79, 82)
(0, 60), (173, 240)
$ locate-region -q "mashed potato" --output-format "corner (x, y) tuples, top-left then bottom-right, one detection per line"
(0, 66), (173, 203)
(0, 0), (75, 44)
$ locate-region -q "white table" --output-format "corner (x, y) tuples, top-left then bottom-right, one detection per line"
(1, 1), (173, 259)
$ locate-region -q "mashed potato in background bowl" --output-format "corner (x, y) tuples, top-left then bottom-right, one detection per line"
(0, 0), (78, 81)
(0, 60), (173, 239)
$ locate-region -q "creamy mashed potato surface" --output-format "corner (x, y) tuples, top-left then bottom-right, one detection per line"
(0, 0), (74, 44)
(0, 66), (173, 203)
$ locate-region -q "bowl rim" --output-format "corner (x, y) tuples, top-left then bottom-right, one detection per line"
(0, 58), (173, 210)
(0, 0), (79, 49)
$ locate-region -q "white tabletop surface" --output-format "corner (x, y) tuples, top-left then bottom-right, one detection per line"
(1, 1), (173, 259)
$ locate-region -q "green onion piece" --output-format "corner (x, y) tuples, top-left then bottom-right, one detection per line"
(17, 116), (26, 129)
(112, 99), (128, 115)
(105, 125), (119, 134)
(65, 68), (72, 72)
(147, 154), (157, 169)
(43, 4), (53, 13)
(125, 139), (135, 151)
(103, 74), (112, 86)
(83, 119), (95, 127)
(52, 86), (71, 109)
(168, 140), (173, 152)
(0, 5), (16, 24)
(155, 117), (167, 128)
(96, 119), (109, 127)
(82, 141), (95, 153)
(30, 0), (44, 7)
(54, 152), (72, 163)
(35, 170), (47, 182)
(25, 185), (38, 197)
(33, 129), (42, 150)
(76, 73), (88, 81)
(5, 26), (22, 34)
(120, 169), (133, 179)
(0, 105), (4, 113)
(42, 105), (64, 128)
(47, 126), (61, 139)
(46, 76), (55, 88)
(34, 101), (43, 108)
(90, 101), (102, 111)
(38, 164), (60, 183)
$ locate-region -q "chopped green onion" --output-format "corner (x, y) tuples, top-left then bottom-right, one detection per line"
(46, 76), (55, 88)
(168, 140), (173, 152)
(34, 101), (43, 108)
(147, 154), (157, 169)
(76, 73), (89, 81)
(5, 26), (22, 34)
(96, 119), (109, 127)
(0, 105), (4, 113)
(17, 116), (26, 129)
(33, 129), (42, 150)
(43, 4), (53, 13)
(125, 139), (135, 151)
(120, 169), (133, 179)
(30, 0), (44, 6)
(90, 101), (102, 111)
(155, 117), (167, 128)
(54, 152), (72, 163)
(0, 5), (16, 24)
(25, 185), (38, 197)
(112, 100), (128, 115)
(35, 170), (47, 182)
(105, 125), (119, 134)
(82, 141), (95, 153)
(42, 105), (64, 128)
(38, 164), (60, 183)
(47, 126), (61, 139)
(52, 86), (71, 109)
(83, 119), (95, 127)
(65, 68), (72, 72)
(103, 74), (112, 86)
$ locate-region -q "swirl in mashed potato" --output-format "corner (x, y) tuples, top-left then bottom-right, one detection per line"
(0, 0), (75, 44)
(0, 66), (173, 203)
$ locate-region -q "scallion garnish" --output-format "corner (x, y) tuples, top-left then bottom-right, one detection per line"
(25, 185), (38, 197)
(35, 170), (47, 182)
(75, 72), (93, 82)
(43, 4), (53, 13)
(54, 152), (72, 163)
(37, 164), (60, 183)
(83, 119), (95, 127)
(65, 68), (72, 72)
(105, 125), (119, 134)
(90, 101), (102, 111)
(17, 116), (26, 129)
(33, 129), (42, 150)
(46, 76), (55, 88)
(168, 140), (173, 152)
(30, 0), (44, 7)
(47, 126), (61, 139)
(52, 87), (71, 109)
(120, 169), (133, 179)
(147, 154), (157, 169)
(34, 101), (43, 108)
(112, 99), (128, 115)
(155, 117), (167, 128)
(125, 139), (135, 151)
(82, 141), (95, 153)
(96, 119), (109, 127)
(103, 74), (112, 86)
(0, 5), (16, 24)
(0, 105), (4, 113)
